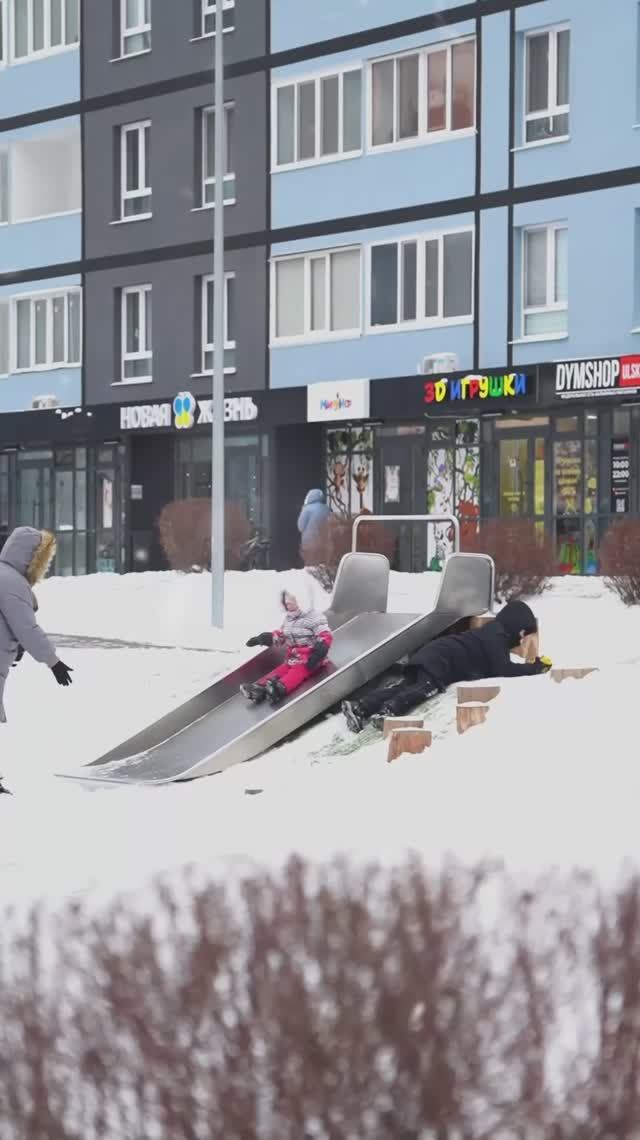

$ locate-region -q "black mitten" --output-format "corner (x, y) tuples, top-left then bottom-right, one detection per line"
(307, 639), (329, 670)
(246, 632), (274, 648)
(12, 645), (24, 667)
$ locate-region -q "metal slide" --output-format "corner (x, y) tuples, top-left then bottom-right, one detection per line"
(57, 547), (494, 788)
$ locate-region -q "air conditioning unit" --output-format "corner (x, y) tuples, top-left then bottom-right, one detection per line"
(32, 395), (60, 410)
(418, 353), (459, 375)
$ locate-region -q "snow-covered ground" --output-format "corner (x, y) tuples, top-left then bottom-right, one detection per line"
(1, 568), (638, 913)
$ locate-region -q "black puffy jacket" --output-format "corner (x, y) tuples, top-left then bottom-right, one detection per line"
(408, 599), (540, 690)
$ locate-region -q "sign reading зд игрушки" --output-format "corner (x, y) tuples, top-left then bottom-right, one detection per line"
(423, 372), (529, 405)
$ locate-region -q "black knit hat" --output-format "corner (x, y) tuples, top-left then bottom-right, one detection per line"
(495, 599), (538, 648)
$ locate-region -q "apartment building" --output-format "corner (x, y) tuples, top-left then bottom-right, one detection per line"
(268, 0), (640, 574)
(0, 0), (639, 576)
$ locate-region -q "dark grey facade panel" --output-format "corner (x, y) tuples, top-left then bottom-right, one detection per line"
(83, 246), (268, 406)
(83, 72), (267, 260)
(82, 0), (268, 100)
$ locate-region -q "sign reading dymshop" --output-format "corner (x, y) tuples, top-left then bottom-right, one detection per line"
(120, 393), (259, 431)
(424, 372), (529, 405)
(554, 356), (640, 400)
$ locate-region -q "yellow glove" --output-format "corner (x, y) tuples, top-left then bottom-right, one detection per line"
(538, 656), (552, 673)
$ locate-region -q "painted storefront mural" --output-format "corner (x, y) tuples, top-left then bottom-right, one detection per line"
(426, 420), (480, 570)
(326, 428), (374, 517)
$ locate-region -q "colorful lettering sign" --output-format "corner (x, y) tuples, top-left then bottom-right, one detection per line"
(424, 373), (528, 405)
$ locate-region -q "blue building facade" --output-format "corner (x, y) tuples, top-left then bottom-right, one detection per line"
(268, 0), (640, 574)
(0, 0), (639, 577)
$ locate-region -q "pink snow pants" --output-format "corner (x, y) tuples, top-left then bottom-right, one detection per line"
(259, 660), (324, 695)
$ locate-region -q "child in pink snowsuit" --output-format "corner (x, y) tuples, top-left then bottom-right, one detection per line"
(241, 587), (333, 706)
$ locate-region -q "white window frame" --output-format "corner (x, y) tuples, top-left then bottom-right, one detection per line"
(272, 64), (364, 172)
(0, 0), (6, 66)
(200, 0), (235, 38)
(199, 273), (236, 375)
(10, 288), (82, 373)
(270, 245), (363, 346)
(120, 121), (152, 221)
(365, 227), (475, 333)
(120, 284), (152, 384)
(200, 103), (236, 207)
(521, 222), (568, 342)
(120, 0), (151, 58)
(0, 147), (8, 225)
(11, 0), (80, 64)
(368, 36), (476, 153)
(523, 24), (570, 148)
(0, 300), (9, 377)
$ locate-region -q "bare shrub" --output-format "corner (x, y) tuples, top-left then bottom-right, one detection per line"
(463, 518), (554, 602)
(600, 519), (640, 605)
(158, 499), (251, 572)
(3, 861), (640, 1138)
(302, 513), (398, 590)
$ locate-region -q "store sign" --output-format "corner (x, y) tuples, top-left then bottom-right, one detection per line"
(307, 379), (370, 423)
(120, 393), (259, 431)
(611, 439), (631, 514)
(424, 372), (529, 405)
(555, 356), (640, 400)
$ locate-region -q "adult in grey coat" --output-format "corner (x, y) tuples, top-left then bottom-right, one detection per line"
(0, 527), (73, 724)
(297, 489), (331, 550)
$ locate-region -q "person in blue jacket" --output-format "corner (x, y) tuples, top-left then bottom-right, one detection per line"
(297, 489), (331, 550)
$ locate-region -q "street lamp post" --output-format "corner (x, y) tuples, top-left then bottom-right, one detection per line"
(211, 0), (225, 627)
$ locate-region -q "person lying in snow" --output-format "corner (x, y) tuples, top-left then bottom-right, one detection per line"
(0, 527), (73, 726)
(241, 583), (333, 706)
(342, 599), (551, 733)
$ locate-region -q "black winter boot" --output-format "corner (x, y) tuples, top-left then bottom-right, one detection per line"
(241, 682), (267, 704)
(342, 699), (367, 734)
(0, 777), (12, 796)
(265, 678), (287, 705)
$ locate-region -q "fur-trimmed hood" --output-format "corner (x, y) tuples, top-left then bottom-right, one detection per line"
(0, 528), (57, 585)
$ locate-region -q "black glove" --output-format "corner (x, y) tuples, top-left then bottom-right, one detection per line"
(12, 645), (24, 667)
(52, 660), (73, 687)
(246, 632), (274, 648)
(531, 656), (552, 675)
(307, 639), (329, 670)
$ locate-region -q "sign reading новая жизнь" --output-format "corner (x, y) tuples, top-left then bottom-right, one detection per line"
(554, 356), (640, 399)
(424, 372), (528, 404)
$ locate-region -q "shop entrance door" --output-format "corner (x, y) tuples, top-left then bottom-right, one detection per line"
(375, 427), (426, 571)
(17, 452), (54, 531)
(496, 425), (548, 536)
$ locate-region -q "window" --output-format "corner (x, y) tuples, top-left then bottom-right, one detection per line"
(0, 301), (8, 375)
(273, 247), (361, 341)
(201, 0), (234, 36)
(201, 274), (236, 372)
(13, 0), (79, 60)
(121, 0), (150, 56)
(275, 68), (363, 167)
(120, 122), (151, 219)
(121, 285), (152, 382)
(369, 229), (474, 329)
(200, 105), (235, 206)
(12, 290), (81, 371)
(522, 224), (568, 338)
(10, 129), (81, 222)
(370, 38), (475, 148)
(0, 150), (7, 223)
(524, 26), (570, 144)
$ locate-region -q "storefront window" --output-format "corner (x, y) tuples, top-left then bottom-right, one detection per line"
(0, 455), (9, 533)
(554, 438), (582, 573)
(556, 416), (579, 434)
(95, 446), (119, 574)
(499, 438), (528, 517)
(426, 419), (479, 569)
(326, 428), (374, 516)
(176, 435), (262, 531)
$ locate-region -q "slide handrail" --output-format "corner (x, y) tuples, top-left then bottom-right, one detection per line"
(351, 513), (460, 554)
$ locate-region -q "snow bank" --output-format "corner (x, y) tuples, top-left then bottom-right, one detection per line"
(0, 568), (637, 912)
